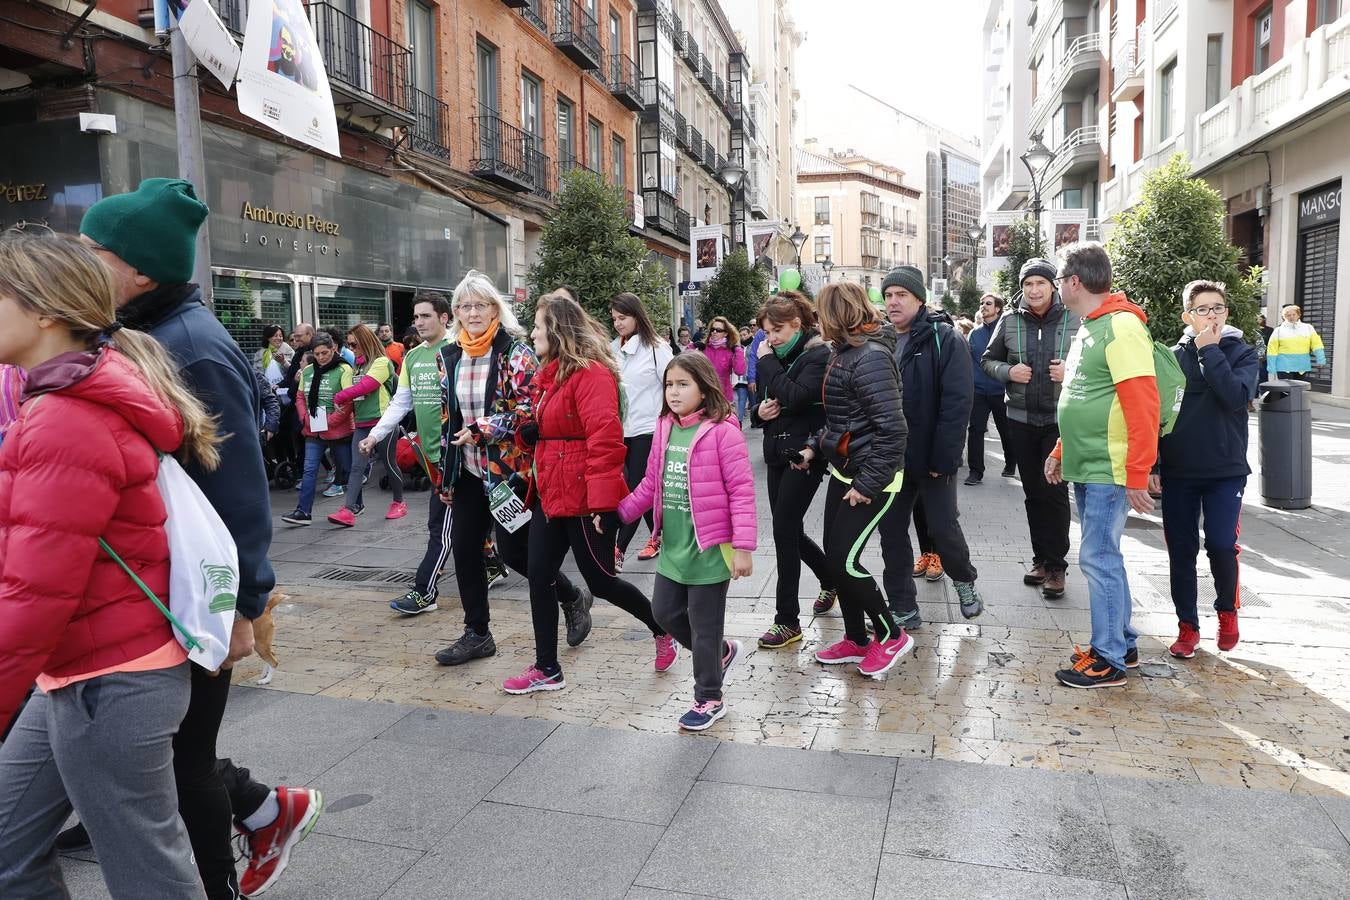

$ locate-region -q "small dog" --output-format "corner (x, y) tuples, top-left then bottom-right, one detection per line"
(253, 593), (284, 684)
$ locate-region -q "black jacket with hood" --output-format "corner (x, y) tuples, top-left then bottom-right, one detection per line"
(808, 326), (907, 499)
(750, 329), (829, 466)
(893, 314), (974, 476)
(1157, 325), (1259, 481)
(979, 296), (1079, 426)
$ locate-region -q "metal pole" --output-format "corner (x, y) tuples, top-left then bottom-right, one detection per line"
(171, 26), (213, 305)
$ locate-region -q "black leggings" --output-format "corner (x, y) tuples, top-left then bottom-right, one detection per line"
(767, 462), (832, 626)
(174, 665), (238, 900)
(527, 500), (664, 670)
(616, 434), (656, 553)
(823, 476), (899, 646)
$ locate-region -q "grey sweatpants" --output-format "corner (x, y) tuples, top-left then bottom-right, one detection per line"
(652, 574), (729, 702)
(0, 663), (205, 900)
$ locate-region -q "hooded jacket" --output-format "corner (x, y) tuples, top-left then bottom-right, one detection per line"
(0, 348), (183, 730)
(808, 327), (908, 499)
(117, 283), (275, 619)
(980, 298), (1079, 426)
(894, 314), (975, 476)
(1157, 325), (1258, 480)
(750, 330), (829, 466)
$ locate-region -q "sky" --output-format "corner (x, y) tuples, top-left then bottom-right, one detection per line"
(792, 0), (985, 152)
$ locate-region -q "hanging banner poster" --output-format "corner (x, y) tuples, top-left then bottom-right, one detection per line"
(178, 0), (242, 90)
(690, 223), (724, 281)
(746, 222), (779, 265)
(236, 0), (341, 157)
(985, 210), (1020, 259)
(1041, 208), (1089, 254)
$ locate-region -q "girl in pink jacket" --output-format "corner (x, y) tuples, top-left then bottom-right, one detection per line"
(618, 352), (756, 731)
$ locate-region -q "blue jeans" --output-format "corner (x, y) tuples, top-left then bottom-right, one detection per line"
(1073, 482), (1137, 670)
(298, 437), (352, 514)
(1160, 474), (1245, 628)
(734, 384), (749, 423)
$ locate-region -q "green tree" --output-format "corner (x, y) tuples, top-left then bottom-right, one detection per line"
(527, 168), (672, 333)
(955, 275), (983, 318)
(990, 215), (1047, 300)
(701, 248), (768, 329)
(1107, 153), (1262, 346)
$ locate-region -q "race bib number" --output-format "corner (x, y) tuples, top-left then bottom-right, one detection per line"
(489, 481), (531, 533)
(308, 406), (328, 432)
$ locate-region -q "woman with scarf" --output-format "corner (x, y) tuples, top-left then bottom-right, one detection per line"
(282, 332), (354, 524)
(329, 323), (405, 525)
(700, 315), (746, 418)
(430, 274), (591, 668)
(252, 324), (292, 387)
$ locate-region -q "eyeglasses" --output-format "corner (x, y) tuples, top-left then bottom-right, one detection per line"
(1189, 304), (1228, 316)
(710, 327), (726, 333)
(346, 341), (358, 349)
(1054, 275), (1074, 285)
(455, 302), (492, 314)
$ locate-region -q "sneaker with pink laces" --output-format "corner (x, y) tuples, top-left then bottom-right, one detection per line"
(238, 786), (323, 897)
(858, 630), (913, 677)
(502, 665), (565, 694)
(385, 501), (408, 520)
(327, 507), (356, 527)
(814, 637), (869, 665)
(654, 634), (679, 671)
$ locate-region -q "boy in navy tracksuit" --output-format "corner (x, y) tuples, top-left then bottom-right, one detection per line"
(1152, 280), (1258, 659)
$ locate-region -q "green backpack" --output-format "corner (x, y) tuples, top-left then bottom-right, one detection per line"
(1153, 341), (1187, 437)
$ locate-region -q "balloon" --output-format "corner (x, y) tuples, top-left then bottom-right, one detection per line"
(867, 287), (883, 305)
(779, 268), (801, 291)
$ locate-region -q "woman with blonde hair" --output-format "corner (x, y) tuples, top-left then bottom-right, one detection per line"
(330, 323), (404, 525)
(503, 295), (673, 694)
(700, 314), (747, 415)
(0, 229), (217, 897)
(795, 282), (914, 678)
(431, 271), (590, 667)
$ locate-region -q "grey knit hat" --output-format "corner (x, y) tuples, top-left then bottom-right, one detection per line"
(881, 265), (926, 302)
(1019, 257), (1058, 286)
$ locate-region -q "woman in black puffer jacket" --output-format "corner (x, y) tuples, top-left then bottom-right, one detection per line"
(797, 283), (913, 678)
(750, 292), (835, 649)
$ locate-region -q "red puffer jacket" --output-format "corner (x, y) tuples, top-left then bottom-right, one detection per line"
(526, 359), (629, 517)
(0, 348), (183, 730)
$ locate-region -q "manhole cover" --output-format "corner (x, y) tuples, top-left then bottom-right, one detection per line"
(308, 565), (416, 585)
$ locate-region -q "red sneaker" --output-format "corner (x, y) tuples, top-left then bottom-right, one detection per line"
(654, 634), (679, 671)
(814, 637), (869, 665)
(385, 501), (408, 520)
(858, 631), (914, 677)
(327, 507), (356, 528)
(1170, 622), (1201, 659)
(1217, 610), (1239, 651)
(239, 786), (323, 896)
(637, 535), (662, 561)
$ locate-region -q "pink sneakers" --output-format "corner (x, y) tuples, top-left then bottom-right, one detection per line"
(238, 786), (323, 897)
(385, 501), (408, 520)
(502, 666), (565, 694)
(859, 631), (913, 677)
(654, 634), (679, 671)
(326, 507), (356, 528)
(814, 637), (869, 665)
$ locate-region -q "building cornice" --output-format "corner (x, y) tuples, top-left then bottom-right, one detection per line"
(797, 171), (922, 199)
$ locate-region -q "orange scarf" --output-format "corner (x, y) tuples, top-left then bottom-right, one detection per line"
(458, 318), (499, 358)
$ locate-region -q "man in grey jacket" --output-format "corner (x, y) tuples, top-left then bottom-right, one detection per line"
(980, 258), (1080, 598)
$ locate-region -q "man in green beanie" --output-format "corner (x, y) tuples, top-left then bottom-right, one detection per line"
(78, 178), (317, 898)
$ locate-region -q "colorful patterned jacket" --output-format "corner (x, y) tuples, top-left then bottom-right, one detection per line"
(1266, 321), (1326, 375)
(438, 328), (538, 494)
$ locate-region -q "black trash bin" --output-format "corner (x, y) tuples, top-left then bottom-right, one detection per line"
(1258, 379), (1312, 509)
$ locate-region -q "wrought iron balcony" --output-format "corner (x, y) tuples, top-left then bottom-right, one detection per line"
(672, 15), (685, 50)
(700, 56), (714, 89)
(306, 0), (414, 124)
(557, 156), (600, 188)
(643, 188), (677, 236)
(639, 77), (675, 124)
(687, 125), (703, 161)
(552, 0), (602, 70)
(728, 101), (743, 125)
(499, 0), (529, 8)
(682, 33), (700, 69)
(674, 110), (688, 149)
(408, 87), (450, 160)
(702, 140), (716, 172)
(471, 112), (546, 193)
(520, 0), (548, 33)
(674, 207), (691, 241)
(608, 53), (643, 111)
(715, 152), (726, 174)
(713, 74), (725, 106)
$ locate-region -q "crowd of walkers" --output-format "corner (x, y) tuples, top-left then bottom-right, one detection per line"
(0, 179), (1277, 897)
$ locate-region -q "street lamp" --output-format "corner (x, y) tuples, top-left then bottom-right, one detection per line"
(821, 256), (834, 283)
(717, 161), (745, 191)
(1020, 131), (1057, 239)
(717, 161), (746, 250)
(788, 224), (808, 270)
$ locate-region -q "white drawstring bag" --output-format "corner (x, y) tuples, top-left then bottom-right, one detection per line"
(101, 454), (238, 671)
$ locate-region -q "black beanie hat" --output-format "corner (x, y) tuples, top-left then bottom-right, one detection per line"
(881, 265), (926, 302)
(1019, 257), (1058, 286)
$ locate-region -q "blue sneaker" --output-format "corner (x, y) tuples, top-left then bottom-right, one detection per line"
(322, 484), (345, 499)
(678, 699), (726, 731)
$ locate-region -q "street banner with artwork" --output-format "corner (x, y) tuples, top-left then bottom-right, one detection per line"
(984, 211), (1020, 259)
(236, 0), (341, 157)
(690, 223), (724, 281)
(1041, 208), (1089, 253)
(746, 223), (779, 265)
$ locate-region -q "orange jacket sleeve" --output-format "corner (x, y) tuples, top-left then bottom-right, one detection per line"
(1116, 375), (1159, 489)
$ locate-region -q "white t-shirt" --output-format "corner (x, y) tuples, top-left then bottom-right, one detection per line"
(612, 335), (674, 438)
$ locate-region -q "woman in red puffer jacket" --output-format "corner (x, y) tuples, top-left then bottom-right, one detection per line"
(0, 230), (219, 897)
(500, 293), (673, 696)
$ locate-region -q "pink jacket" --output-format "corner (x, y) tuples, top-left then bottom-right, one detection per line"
(618, 412), (756, 552)
(701, 343), (746, 402)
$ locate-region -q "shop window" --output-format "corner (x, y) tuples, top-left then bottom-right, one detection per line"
(317, 282), (389, 331)
(212, 274), (295, 355)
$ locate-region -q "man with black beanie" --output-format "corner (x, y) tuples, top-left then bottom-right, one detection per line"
(77, 178), (319, 897)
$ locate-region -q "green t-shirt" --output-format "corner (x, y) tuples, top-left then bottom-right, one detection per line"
(300, 362), (353, 413)
(657, 423), (732, 585)
(399, 338), (450, 463)
(1057, 310), (1155, 486)
(353, 356), (396, 423)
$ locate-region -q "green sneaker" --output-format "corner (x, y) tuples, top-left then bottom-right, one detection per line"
(954, 581), (983, 619)
(758, 623), (803, 649)
(811, 589), (838, 615)
(389, 589), (437, 616)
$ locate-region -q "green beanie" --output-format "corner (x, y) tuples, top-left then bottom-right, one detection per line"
(80, 178), (209, 285)
(881, 265), (927, 302)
